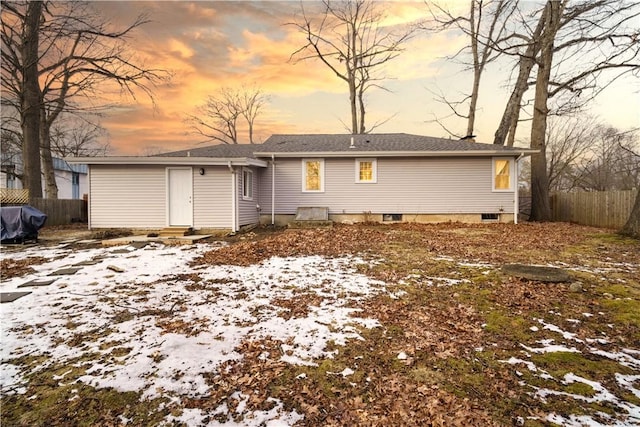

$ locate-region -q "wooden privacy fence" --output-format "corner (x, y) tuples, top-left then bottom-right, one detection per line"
(29, 198), (88, 226)
(551, 189), (637, 229)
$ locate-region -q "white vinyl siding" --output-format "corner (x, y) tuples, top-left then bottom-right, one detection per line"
(90, 165), (166, 228)
(238, 166), (259, 226)
(259, 157), (517, 214)
(90, 165), (234, 229)
(192, 167), (231, 228)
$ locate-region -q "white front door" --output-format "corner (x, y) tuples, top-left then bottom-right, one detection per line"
(167, 168), (193, 226)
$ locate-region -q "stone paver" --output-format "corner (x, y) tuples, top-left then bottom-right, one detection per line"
(17, 278), (57, 288)
(48, 267), (83, 276)
(1, 292), (32, 303)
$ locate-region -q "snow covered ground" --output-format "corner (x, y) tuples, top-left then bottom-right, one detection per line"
(1, 239), (639, 426)
(1, 242), (388, 425)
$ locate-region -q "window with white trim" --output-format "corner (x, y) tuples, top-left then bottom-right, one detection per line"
(355, 158), (377, 183)
(493, 158), (513, 191)
(242, 168), (253, 200)
(302, 159), (324, 192)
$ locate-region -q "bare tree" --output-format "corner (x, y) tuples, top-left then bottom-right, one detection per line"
(238, 85), (269, 144)
(545, 115), (598, 192)
(425, 0), (516, 138)
(50, 117), (110, 158)
(4, 1), (44, 198)
(289, 0), (413, 134)
(493, 0), (640, 149)
(485, 0), (640, 220)
(187, 85), (268, 145)
(620, 141), (640, 238)
(573, 127), (639, 191)
(493, 5), (546, 146)
(1, 1), (167, 198)
(529, 0), (565, 222)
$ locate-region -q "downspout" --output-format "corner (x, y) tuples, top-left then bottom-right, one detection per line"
(514, 153), (525, 224)
(87, 166), (92, 230)
(228, 162), (237, 232)
(271, 154), (275, 226)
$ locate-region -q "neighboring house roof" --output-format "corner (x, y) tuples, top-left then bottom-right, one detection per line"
(255, 133), (537, 157)
(2, 153), (87, 173)
(52, 157), (88, 174)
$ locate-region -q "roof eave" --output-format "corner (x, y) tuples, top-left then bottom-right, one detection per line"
(253, 149), (539, 158)
(64, 156), (268, 167)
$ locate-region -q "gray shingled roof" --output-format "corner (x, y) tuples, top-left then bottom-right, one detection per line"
(256, 133), (528, 154)
(156, 133), (534, 159)
(156, 143), (258, 158)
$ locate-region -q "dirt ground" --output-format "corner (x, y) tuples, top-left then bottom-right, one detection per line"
(1, 222), (639, 426)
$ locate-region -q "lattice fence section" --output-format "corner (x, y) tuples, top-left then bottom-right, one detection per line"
(0, 188), (29, 205)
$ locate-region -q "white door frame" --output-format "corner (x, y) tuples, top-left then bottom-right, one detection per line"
(166, 167), (193, 226)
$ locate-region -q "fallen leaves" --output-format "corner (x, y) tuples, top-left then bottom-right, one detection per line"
(0, 257), (47, 279)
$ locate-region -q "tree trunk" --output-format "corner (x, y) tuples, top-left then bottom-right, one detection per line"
(349, 76), (358, 134)
(247, 121), (254, 144)
(358, 79), (366, 134)
(40, 107), (58, 199)
(467, 67), (481, 137)
(506, 113), (518, 147)
(529, 0), (563, 222)
(620, 188), (640, 238)
(493, 5), (546, 146)
(20, 1), (43, 199)
(467, 0), (479, 137)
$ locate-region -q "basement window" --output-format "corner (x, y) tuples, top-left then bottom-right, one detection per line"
(383, 214), (403, 222)
(481, 213), (500, 222)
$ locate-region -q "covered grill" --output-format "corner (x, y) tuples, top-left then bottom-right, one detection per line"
(1, 205), (47, 243)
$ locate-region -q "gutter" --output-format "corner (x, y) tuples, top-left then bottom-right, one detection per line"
(65, 156), (268, 168)
(253, 149), (539, 158)
(271, 154), (275, 226)
(514, 153), (525, 225)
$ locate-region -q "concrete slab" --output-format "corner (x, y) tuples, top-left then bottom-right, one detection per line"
(502, 264), (571, 283)
(295, 207), (329, 221)
(1, 291), (32, 303)
(18, 278), (57, 288)
(76, 239), (99, 244)
(101, 235), (212, 247)
(48, 267), (83, 276)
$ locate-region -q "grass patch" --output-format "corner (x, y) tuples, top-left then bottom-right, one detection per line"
(2, 385), (168, 426)
(483, 310), (533, 343)
(531, 352), (634, 379)
(600, 298), (640, 327)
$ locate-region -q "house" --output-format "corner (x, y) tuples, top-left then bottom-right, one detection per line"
(67, 133), (537, 230)
(1, 152), (88, 200)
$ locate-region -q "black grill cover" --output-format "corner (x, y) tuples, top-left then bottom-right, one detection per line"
(1, 206), (47, 241)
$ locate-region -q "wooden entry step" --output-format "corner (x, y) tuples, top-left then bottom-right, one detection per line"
(158, 227), (193, 237)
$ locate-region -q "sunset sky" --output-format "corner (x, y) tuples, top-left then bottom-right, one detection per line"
(87, 1), (640, 155)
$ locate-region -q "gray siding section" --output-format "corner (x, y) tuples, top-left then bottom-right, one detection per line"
(259, 157), (516, 214)
(91, 165), (234, 229)
(90, 165), (166, 228)
(238, 167), (260, 226)
(193, 166), (231, 228)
